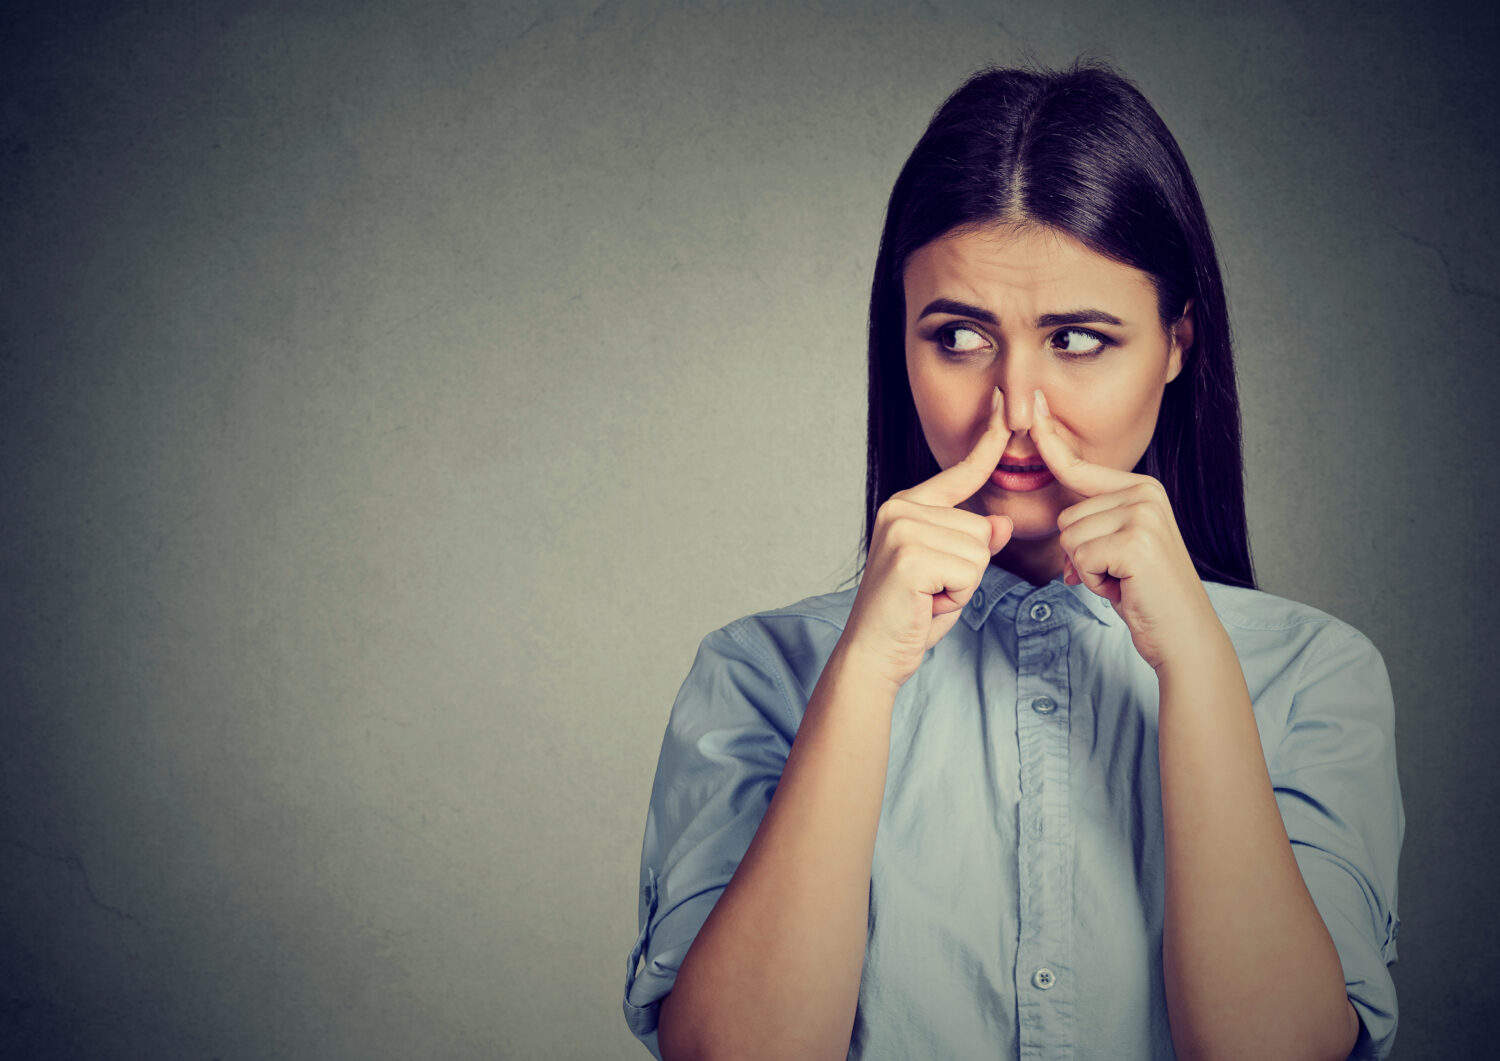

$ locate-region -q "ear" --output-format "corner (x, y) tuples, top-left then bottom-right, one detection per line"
(1166, 298), (1194, 384)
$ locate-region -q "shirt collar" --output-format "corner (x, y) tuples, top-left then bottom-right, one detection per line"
(961, 562), (1115, 630)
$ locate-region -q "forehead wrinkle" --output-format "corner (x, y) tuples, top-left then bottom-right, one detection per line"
(904, 225), (1154, 330)
(922, 268), (1055, 328)
(942, 252), (1140, 324)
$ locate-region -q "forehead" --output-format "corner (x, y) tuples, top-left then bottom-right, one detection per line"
(902, 223), (1157, 316)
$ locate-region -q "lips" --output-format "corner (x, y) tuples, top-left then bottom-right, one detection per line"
(998, 455), (1046, 471)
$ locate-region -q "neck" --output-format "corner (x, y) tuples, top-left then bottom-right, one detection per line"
(993, 537), (1065, 588)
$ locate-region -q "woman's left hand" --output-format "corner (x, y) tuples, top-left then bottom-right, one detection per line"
(1031, 388), (1221, 673)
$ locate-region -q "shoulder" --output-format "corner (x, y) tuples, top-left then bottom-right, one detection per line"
(739, 584), (859, 633)
(1203, 580), (1352, 633)
(1205, 580), (1375, 641)
(709, 583), (858, 647)
(694, 584), (859, 710)
(1202, 580), (1387, 685)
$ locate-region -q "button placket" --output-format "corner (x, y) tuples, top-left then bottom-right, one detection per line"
(1013, 591), (1076, 1047)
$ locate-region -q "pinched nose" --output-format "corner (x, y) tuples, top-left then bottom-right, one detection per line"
(997, 386), (1041, 435)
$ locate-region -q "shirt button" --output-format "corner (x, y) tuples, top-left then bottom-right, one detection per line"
(1032, 967), (1056, 990)
(1029, 601), (1052, 622)
(1032, 695), (1056, 714)
(972, 588), (985, 608)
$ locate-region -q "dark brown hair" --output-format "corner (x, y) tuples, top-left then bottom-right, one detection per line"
(839, 55), (1256, 591)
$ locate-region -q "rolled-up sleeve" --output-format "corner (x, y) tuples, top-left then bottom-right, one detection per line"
(623, 618), (797, 1059)
(1269, 623), (1405, 1059)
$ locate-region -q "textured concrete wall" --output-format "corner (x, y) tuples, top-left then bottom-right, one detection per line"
(2, 0), (1494, 1056)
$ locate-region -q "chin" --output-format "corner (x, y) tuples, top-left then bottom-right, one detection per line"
(984, 501), (1060, 539)
(1005, 520), (1061, 541)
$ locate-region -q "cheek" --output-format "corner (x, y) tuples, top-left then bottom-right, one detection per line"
(906, 358), (965, 459)
(1063, 383), (1161, 458)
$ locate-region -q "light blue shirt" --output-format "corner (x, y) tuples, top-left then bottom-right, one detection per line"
(623, 563), (1404, 1058)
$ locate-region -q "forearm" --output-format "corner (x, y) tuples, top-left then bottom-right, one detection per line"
(1157, 626), (1357, 1061)
(659, 636), (898, 1061)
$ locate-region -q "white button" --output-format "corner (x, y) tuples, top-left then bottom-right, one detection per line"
(1032, 695), (1055, 714)
(1029, 602), (1052, 622)
(1032, 967), (1056, 990)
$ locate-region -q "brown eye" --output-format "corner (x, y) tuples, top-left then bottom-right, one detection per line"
(936, 323), (988, 355)
(1052, 327), (1112, 360)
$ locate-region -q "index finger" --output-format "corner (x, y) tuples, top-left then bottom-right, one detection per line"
(1031, 388), (1136, 498)
(903, 386), (1013, 509)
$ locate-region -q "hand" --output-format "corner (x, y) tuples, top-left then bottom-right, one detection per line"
(841, 386), (1015, 690)
(1031, 388), (1219, 672)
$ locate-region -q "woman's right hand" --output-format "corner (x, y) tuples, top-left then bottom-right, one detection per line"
(841, 386), (1016, 691)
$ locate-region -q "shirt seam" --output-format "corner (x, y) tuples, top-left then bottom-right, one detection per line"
(723, 616), (800, 716)
(1212, 609), (1339, 633)
(743, 608), (850, 634)
(1270, 619), (1361, 770)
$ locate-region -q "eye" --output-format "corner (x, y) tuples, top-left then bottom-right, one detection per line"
(1051, 327), (1113, 360)
(927, 322), (1116, 361)
(933, 323), (989, 356)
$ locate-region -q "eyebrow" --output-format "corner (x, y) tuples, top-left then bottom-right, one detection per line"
(916, 297), (1125, 329)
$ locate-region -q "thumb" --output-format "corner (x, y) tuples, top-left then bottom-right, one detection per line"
(987, 514), (1013, 554)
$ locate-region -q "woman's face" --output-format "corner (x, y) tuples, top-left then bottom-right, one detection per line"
(902, 221), (1193, 582)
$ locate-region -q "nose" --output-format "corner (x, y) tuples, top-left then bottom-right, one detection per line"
(998, 377), (1039, 435)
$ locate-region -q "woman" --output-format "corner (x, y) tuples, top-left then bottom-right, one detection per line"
(623, 58), (1403, 1060)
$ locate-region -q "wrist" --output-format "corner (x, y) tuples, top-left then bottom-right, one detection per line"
(829, 634), (908, 700)
(1152, 618), (1236, 683)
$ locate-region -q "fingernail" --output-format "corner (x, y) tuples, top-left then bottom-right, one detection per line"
(1033, 389), (1047, 417)
(992, 386), (1001, 415)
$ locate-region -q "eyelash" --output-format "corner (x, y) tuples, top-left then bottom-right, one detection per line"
(929, 323), (1116, 361)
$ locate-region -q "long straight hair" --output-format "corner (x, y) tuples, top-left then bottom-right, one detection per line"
(839, 56), (1256, 592)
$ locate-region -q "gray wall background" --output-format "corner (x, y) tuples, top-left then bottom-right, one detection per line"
(3, 0), (1495, 1056)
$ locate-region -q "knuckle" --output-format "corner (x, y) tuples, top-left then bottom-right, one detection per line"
(1131, 496), (1164, 529)
(874, 502), (907, 536)
(876, 498), (912, 522)
(888, 514), (917, 542)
